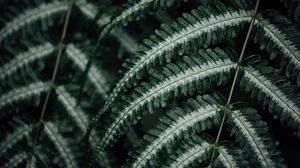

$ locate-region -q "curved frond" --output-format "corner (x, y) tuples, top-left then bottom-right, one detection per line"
(44, 122), (79, 168)
(77, 0), (138, 53)
(127, 93), (224, 168)
(226, 105), (287, 167)
(99, 0), (187, 40)
(65, 44), (108, 98)
(88, 0), (253, 133)
(56, 86), (89, 133)
(0, 82), (48, 113)
(166, 137), (211, 168)
(0, 43), (54, 80)
(213, 142), (249, 168)
(254, 10), (300, 85)
(0, 123), (34, 156)
(93, 48), (236, 160)
(0, 1), (67, 42)
(240, 57), (300, 137)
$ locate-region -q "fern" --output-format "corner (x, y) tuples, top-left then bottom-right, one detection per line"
(227, 104), (286, 167)
(93, 47), (236, 159)
(0, 43), (54, 80)
(1, 0), (300, 167)
(126, 93), (223, 167)
(65, 44), (108, 98)
(0, 82), (48, 114)
(0, 122), (34, 156)
(98, 0), (188, 40)
(254, 11), (300, 85)
(87, 0), (253, 134)
(43, 122), (79, 168)
(0, 1), (67, 42)
(240, 57), (300, 137)
(166, 137), (211, 168)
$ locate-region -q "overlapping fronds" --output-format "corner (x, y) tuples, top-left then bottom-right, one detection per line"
(1, 0), (300, 167)
(65, 44), (108, 98)
(125, 93), (224, 168)
(92, 47), (237, 160)
(240, 56), (300, 137)
(88, 0), (253, 135)
(43, 122), (79, 168)
(213, 142), (249, 168)
(254, 11), (300, 85)
(166, 137), (212, 168)
(227, 104), (287, 167)
(0, 122), (34, 156)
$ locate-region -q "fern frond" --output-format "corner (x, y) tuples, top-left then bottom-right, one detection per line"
(55, 86), (112, 167)
(76, 1), (138, 52)
(0, 1), (67, 42)
(93, 48), (236, 160)
(65, 44), (108, 98)
(98, 0), (187, 40)
(254, 11), (300, 85)
(166, 137), (211, 168)
(0, 82), (48, 113)
(88, 0), (253, 134)
(0, 43), (54, 80)
(0, 123), (34, 156)
(2, 151), (27, 168)
(44, 122), (79, 168)
(213, 142), (249, 168)
(240, 57), (300, 137)
(56, 86), (89, 133)
(226, 104), (286, 167)
(127, 93), (224, 168)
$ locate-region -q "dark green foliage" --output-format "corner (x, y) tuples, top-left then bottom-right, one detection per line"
(1, 0), (300, 167)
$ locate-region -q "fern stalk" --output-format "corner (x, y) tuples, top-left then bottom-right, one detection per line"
(209, 0), (261, 166)
(30, 0), (74, 165)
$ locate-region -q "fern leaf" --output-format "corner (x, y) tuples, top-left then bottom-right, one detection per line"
(213, 142), (249, 168)
(55, 86), (112, 167)
(226, 105), (287, 167)
(65, 44), (108, 98)
(0, 123), (33, 156)
(166, 137), (211, 168)
(93, 48), (236, 160)
(44, 122), (79, 168)
(127, 93), (223, 168)
(0, 1), (67, 42)
(56, 86), (89, 133)
(55, 86), (102, 147)
(76, 1), (138, 52)
(0, 82), (48, 113)
(254, 11), (300, 85)
(0, 43), (54, 80)
(98, 0), (188, 40)
(88, 0), (253, 133)
(2, 151), (27, 168)
(240, 57), (300, 137)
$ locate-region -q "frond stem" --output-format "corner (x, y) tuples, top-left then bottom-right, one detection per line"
(208, 0), (260, 166)
(28, 0), (74, 167)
